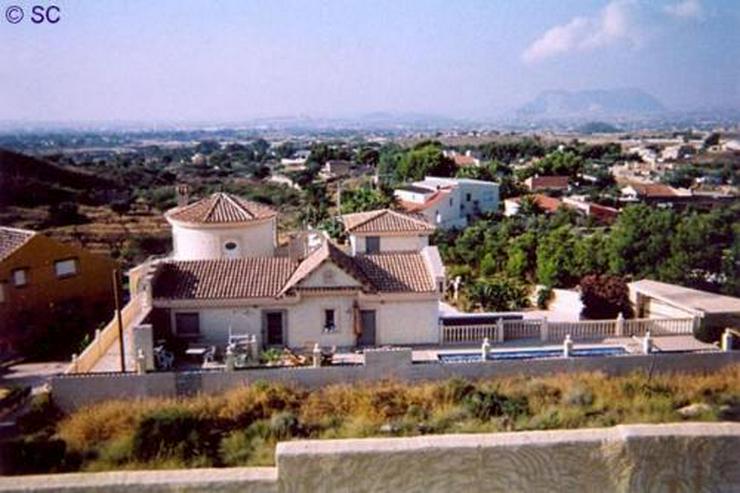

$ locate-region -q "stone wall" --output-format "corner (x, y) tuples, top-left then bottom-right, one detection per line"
(1, 424), (738, 492)
(51, 349), (740, 412)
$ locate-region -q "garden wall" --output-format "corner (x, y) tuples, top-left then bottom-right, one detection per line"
(1, 423), (738, 492)
(50, 348), (740, 412)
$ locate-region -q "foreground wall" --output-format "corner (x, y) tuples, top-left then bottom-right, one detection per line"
(51, 350), (740, 412)
(1, 423), (738, 492)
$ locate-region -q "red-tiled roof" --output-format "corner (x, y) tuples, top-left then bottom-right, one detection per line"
(0, 227), (36, 262)
(152, 242), (436, 300)
(398, 188), (451, 212)
(452, 154), (478, 167)
(152, 258), (297, 299)
(166, 193), (277, 225)
(341, 209), (435, 234)
(527, 176), (569, 190)
(510, 194), (563, 213)
(353, 253), (436, 293)
(630, 184), (677, 198)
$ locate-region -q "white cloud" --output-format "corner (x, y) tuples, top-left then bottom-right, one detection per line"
(522, 0), (642, 64)
(664, 0), (703, 20)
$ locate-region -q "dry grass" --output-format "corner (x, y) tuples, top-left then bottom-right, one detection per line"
(36, 366), (740, 474)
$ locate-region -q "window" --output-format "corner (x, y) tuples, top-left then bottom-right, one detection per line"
(224, 241), (238, 251)
(365, 236), (380, 254)
(12, 268), (28, 287)
(324, 309), (336, 332)
(175, 312), (200, 337)
(222, 239), (241, 258)
(0, 282), (5, 303)
(449, 198), (453, 206)
(54, 258), (78, 278)
(466, 193), (471, 202)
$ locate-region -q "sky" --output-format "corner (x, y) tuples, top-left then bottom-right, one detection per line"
(0, 0), (738, 123)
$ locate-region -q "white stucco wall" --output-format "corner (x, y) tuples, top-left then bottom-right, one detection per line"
(351, 234), (429, 254)
(299, 264), (362, 289)
(171, 218), (276, 260)
(166, 294), (440, 350)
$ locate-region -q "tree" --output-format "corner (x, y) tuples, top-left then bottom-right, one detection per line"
(607, 204), (676, 279)
(395, 143), (455, 181)
(525, 150), (583, 179)
(465, 276), (530, 312)
(340, 187), (394, 214)
(536, 225), (578, 287)
(356, 147), (380, 167)
(573, 231), (609, 278)
(505, 232), (537, 282)
(580, 274), (633, 319)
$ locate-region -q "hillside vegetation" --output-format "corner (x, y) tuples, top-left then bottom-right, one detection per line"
(4, 366), (738, 475)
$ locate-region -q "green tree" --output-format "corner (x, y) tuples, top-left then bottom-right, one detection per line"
(607, 204), (676, 278)
(340, 186), (394, 214)
(465, 276), (530, 311)
(536, 225), (578, 287)
(505, 232), (537, 282)
(396, 143), (455, 181)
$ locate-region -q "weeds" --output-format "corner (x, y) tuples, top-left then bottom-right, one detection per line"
(8, 365), (739, 475)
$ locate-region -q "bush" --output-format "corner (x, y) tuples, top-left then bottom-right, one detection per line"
(463, 389), (528, 420)
(269, 411), (299, 439)
(580, 274), (633, 319)
(537, 286), (554, 309)
(131, 407), (213, 463)
(0, 436), (67, 475)
(17, 392), (61, 435)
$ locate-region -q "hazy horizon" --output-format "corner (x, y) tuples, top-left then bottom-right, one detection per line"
(1, 0), (738, 124)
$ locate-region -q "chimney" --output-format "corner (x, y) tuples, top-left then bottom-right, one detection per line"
(176, 184), (190, 207)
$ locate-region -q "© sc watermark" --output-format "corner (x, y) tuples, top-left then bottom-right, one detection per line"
(4, 5), (61, 24)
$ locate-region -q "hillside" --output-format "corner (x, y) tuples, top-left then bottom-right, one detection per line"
(517, 88), (665, 120)
(0, 149), (118, 208)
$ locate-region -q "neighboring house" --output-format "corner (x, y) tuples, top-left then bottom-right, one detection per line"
(0, 227), (116, 353)
(394, 176), (499, 229)
(341, 209), (436, 255)
(444, 150), (481, 168)
(322, 160), (353, 178)
(504, 195), (563, 216)
(148, 240), (444, 349)
(561, 197), (620, 224)
(629, 280), (740, 337)
(137, 194), (445, 350)
(165, 192), (278, 260)
(524, 175), (569, 193)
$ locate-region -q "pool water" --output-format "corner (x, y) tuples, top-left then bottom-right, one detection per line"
(438, 346), (628, 364)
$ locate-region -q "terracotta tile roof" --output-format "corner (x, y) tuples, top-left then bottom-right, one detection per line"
(166, 193), (277, 224)
(527, 176), (569, 190)
(152, 241), (436, 301)
(279, 240), (375, 295)
(0, 227), (36, 262)
(398, 188), (451, 212)
(353, 252), (436, 293)
(341, 209), (435, 234)
(510, 194), (563, 213)
(452, 154), (478, 167)
(152, 258), (297, 299)
(630, 183), (677, 198)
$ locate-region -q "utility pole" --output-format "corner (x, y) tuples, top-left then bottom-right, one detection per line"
(112, 269), (126, 372)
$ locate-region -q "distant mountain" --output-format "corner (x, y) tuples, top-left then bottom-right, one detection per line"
(576, 121), (622, 134)
(0, 149), (116, 207)
(517, 88), (665, 120)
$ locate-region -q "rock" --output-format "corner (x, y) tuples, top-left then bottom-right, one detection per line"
(677, 403), (712, 418)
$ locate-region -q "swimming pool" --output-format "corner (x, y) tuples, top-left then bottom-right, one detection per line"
(438, 346), (628, 364)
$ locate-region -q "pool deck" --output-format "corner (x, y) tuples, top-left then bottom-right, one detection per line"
(89, 334), (717, 372)
(411, 335), (718, 363)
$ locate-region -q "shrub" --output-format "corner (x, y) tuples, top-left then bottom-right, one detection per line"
(131, 407), (213, 463)
(579, 274), (633, 319)
(537, 286), (554, 309)
(562, 386), (595, 407)
(17, 392), (61, 435)
(463, 389), (528, 420)
(269, 411), (299, 440)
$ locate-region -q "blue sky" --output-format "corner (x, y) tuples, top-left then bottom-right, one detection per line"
(1, 0), (737, 123)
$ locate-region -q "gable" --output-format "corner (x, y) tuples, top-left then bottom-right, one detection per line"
(298, 262), (363, 289)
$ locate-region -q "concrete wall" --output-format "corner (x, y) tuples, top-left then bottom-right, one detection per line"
(171, 219), (276, 260)
(51, 349), (740, 412)
(2, 424), (738, 492)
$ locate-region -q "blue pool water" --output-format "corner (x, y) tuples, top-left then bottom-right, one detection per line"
(438, 346), (628, 364)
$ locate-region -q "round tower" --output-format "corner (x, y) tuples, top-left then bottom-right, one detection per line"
(165, 192), (278, 260)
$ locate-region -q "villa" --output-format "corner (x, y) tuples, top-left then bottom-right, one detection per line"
(394, 176), (500, 229)
(137, 193), (445, 351)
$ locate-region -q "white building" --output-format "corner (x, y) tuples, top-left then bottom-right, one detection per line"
(394, 176), (499, 229)
(144, 194), (444, 350)
(341, 209), (435, 255)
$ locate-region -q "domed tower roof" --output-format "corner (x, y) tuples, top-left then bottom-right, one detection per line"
(165, 192), (277, 226)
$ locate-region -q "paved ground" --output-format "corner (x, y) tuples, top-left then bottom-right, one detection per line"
(0, 361), (67, 391)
